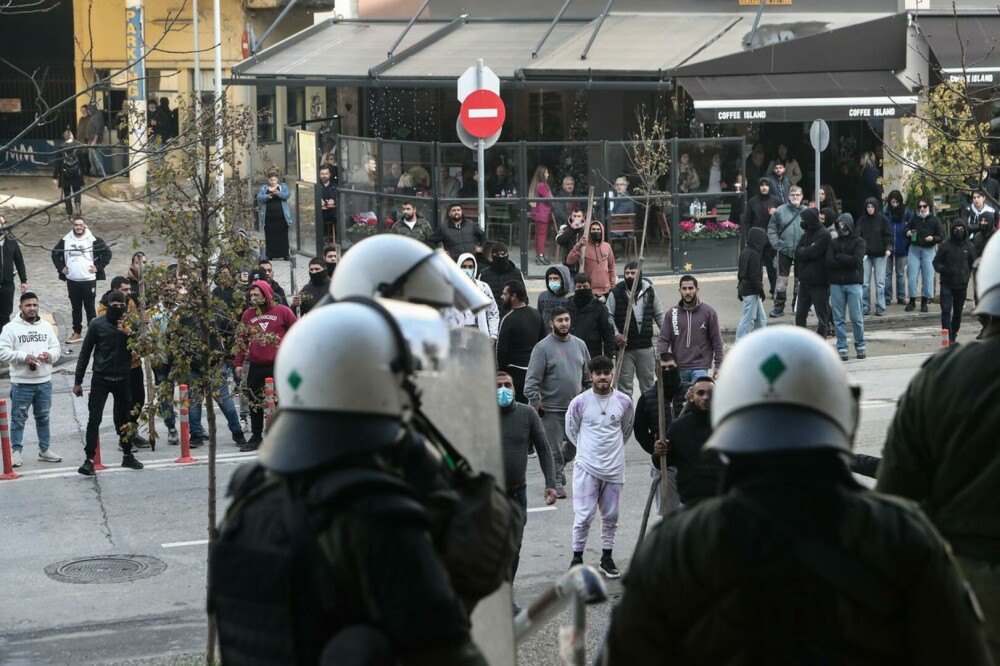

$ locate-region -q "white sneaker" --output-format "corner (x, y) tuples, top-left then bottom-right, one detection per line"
(38, 449), (62, 463)
(11, 450), (22, 467)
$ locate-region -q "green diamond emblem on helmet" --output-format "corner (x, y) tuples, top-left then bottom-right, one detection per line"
(760, 354), (786, 386)
(287, 370), (302, 390)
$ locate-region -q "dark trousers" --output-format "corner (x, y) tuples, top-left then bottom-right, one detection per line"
(85, 375), (132, 458)
(762, 244), (777, 296)
(129, 365), (145, 425)
(940, 284), (968, 342)
(62, 183), (83, 214)
(0, 284), (14, 333)
(246, 362), (274, 436)
(795, 283), (831, 337)
(507, 484), (528, 580)
(507, 365), (528, 404)
(773, 253), (799, 312)
(67, 279), (97, 334)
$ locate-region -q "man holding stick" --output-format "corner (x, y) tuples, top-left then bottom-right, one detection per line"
(633, 352), (685, 523)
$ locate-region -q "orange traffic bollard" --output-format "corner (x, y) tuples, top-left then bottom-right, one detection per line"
(175, 384), (197, 464)
(0, 399), (20, 481)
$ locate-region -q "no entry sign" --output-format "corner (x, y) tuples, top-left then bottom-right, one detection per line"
(460, 89), (506, 139)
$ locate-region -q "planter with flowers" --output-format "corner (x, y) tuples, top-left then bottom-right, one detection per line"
(678, 219), (740, 270)
(346, 211), (379, 246)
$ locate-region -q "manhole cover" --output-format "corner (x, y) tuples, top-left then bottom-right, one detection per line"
(44, 555), (167, 584)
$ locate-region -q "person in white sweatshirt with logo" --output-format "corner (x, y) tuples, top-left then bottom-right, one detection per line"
(50, 215), (112, 344)
(0, 292), (62, 467)
(564, 354), (635, 580)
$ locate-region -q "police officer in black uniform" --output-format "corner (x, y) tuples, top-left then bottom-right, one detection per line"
(603, 326), (992, 665)
(209, 300), (498, 665)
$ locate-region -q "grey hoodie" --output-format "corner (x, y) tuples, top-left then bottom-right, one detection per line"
(523, 333), (592, 410)
(537, 264), (572, 332)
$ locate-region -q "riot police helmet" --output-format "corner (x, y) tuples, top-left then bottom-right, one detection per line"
(973, 232), (1000, 317)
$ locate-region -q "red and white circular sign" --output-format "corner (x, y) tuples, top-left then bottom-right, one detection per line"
(460, 89), (506, 139)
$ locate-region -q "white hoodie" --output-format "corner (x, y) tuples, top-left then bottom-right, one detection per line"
(0, 313), (61, 383)
(440, 253), (500, 339)
(62, 228), (98, 282)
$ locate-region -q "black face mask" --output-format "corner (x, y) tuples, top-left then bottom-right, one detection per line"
(106, 305), (126, 324)
(309, 271), (327, 286)
(574, 289), (593, 306)
(492, 256), (509, 269)
(837, 224), (848, 236)
(624, 277), (635, 292)
(661, 367), (681, 395)
(326, 262), (336, 278)
(589, 231), (602, 243)
(954, 228), (967, 240)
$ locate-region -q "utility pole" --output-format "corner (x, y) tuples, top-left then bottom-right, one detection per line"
(125, 0), (147, 188)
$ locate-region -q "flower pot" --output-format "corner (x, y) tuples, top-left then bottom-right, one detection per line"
(678, 236), (739, 271)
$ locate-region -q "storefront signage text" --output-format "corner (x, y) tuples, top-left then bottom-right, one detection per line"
(847, 107), (897, 118)
(715, 110), (768, 121)
(949, 73), (995, 84)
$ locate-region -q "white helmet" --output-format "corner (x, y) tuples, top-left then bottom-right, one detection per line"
(706, 327), (859, 455)
(973, 232), (1000, 317)
(330, 234), (490, 312)
(257, 298), (450, 473)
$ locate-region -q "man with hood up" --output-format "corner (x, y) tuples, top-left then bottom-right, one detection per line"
(537, 264), (572, 333)
(743, 178), (782, 296)
(826, 213), (867, 361)
(442, 253), (499, 340)
(606, 261), (664, 396)
(291, 258), (330, 318)
(51, 214), (112, 344)
(566, 220), (616, 297)
(234, 280), (297, 449)
(766, 185), (806, 317)
(884, 191), (914, 304)
(963, 189), (997, 246)
(794, 208), (832, 337)
(857, 197), (893, 316)
(933, 218), (976, 344)
(556, 209), (588, 276)
(565, 272), (617, 361)
(736, 227), (768, 340)
(477, 242), (524, 317)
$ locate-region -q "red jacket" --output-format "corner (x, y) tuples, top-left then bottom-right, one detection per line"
(235, 280), (297, 366)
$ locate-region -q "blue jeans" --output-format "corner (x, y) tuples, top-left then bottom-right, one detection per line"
(10, 382), (52, 452)
(830, 284), (866, 353)
(735, 295), (767, 340)
(907, 245), (936, 299)
(885, 253), (907, 302)
(862, 255), (887, 312)
(680, 369), (709, 385)
(188, 368), (242, 438)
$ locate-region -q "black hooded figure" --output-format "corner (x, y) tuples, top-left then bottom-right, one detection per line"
(794, 208), (832, 337)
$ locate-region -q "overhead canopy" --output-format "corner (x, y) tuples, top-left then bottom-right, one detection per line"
(681, 71), (918, 123)
(919, 15), (1000, 86)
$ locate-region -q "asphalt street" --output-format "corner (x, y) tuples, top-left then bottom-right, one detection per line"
(0, 328), (944, 665)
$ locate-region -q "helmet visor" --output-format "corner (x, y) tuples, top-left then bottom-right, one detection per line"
(378, 298), (451, 373)
(425, 251), (492, 314)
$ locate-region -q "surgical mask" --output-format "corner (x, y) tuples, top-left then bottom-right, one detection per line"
(589, 231), (602, 243)
(308, 271), (327, 286)
(497, 387), (515, 407)
(461, 267), (475, 279)
(547, 280), (562, 293)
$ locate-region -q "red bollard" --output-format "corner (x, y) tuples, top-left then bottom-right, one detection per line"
(264, 377), (276, 429)
(941, 329), (950, 347)
(175, 384), (197, 464)
(0, 399), (20, 481)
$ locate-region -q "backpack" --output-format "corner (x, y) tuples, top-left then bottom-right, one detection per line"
(61, 147), (82, 178)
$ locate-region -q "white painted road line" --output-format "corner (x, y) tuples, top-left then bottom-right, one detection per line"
(162, 539), (210, 549)
(527, 506), (557, 513)
(1, 453), (258, 483)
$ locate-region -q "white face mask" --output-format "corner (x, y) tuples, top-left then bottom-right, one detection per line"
(462, 268), (475, 279)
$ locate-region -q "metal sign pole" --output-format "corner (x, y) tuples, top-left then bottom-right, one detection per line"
(476, 58), (486, 232)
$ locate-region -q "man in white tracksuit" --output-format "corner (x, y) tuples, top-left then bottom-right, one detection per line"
(0, 292), (62, 467)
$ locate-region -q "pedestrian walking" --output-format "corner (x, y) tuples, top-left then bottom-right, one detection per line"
(793, 208), (832, 336)
(604, 326), (992, 665)
(735, 227), (768, 340)
(97, 277), (150, 448)
(537, 264), (572, 333)
(655, 275), (724, 383)
(51, 215), (112, 343)
(565, 220), (616, 297)
(565, 355), (635, 579)
(51, 129), (86, 217)
(73, 289), (144, 475)
(256, 170), (292, 260)
(0, 218), (29, 333)
(877, 232), (1000, 663)
(933, 218), (976, 344)
(826, 213), (867, 360)
(857, 197), (893, 316)
(0, 292), (61, 467)
(442, 253), (499, 340)
(565, 272), (616, 361)
(905, 197), (944, 312)
(605, 262), (663, 396)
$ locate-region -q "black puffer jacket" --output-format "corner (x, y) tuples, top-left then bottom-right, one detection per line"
(743, 190), (782, 233)
(857, 197), (892, 258)
(794, 209), (830, 286)
(606, 454), (993, 665)
(826, 213), (866, 285)
(737, 227), (767, 299)
(933, 220), (976, 288)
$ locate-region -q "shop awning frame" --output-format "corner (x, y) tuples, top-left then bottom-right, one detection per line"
(917, 14), (1000, 86)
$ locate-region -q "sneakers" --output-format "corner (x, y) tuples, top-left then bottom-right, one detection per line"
(555, 486), (567, 499)
(167, 428), (179, 445)
(874, 309), (884, 317)
(188, 434), (206, 449)
(920, 298), (929, 313)
(535, 254), (550, 265)
(132, 435), (151, 449)
(232, 430), (247, 447)
(569, 553), (584, 568)
(839, 350), (849, 362)
(66, 333), (83, 344)
(862, 308), (871, 316)
(905, 299), (916, 312)
(38, 449), (62, 463)
(121, 454), (144, 470)
(78, 459), (95, 476)
(11, 450), (22, 467)
(768, 308), (784, 318)
(239, 433), (263, 452)
(856, 350), (867, 360)
(897, 299), (906, 305)
(599, 556), (621, 579)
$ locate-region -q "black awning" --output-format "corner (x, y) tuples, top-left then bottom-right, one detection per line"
(919, 16), (1000, 86)
(680, 71), (917, 123)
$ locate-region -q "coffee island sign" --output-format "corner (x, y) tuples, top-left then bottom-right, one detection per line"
(701, 104), (906, 123)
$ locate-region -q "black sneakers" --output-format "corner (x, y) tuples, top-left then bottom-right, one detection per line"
(232, 430), (248, 447)
(188, 435), (206, 449)
(599, 556), (621, 579)
(78, 459), (95, 476)
(167, 428), (179, 445)
(569, 552), (583, 568)
(122, 454), (144, 470)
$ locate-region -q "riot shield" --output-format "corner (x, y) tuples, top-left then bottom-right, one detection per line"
(415, 326), (515, 666)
